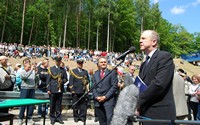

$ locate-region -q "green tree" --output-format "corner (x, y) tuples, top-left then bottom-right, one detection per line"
(171, 24), (194, 56)
(113, 0), (138, 51)
(0, 0), (199, 57)
(194, 32), (200, 51)
(135, 0), (150, 33)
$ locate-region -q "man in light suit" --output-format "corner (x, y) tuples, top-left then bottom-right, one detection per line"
(93, 57), (118, 125)
(173, 72), (188, 120)
(135, 30), (176, 125)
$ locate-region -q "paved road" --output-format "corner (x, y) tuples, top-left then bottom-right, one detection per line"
(1, 108), (139, 125)
(2, 117), (99, 125)
(2, 117), (138, 125)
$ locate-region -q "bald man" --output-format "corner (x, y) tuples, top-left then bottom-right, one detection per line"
(136, 30), (176, 125)
(0, 56), (15, 113)
(0, 56), (15, 91)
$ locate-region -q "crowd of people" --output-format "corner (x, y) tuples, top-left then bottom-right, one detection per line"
(0, 30), (200, 125)
(0, 43), (142, 68)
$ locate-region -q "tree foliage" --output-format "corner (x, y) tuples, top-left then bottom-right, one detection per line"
(0, 0), (199, 57)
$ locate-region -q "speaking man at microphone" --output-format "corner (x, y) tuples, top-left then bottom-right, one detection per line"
(135, 30), (176, 125)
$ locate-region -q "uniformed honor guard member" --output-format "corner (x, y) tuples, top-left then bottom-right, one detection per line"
(47, 56), (68, 125)
(69, 59), (90, 123)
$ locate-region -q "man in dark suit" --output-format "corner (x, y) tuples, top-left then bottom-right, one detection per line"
(92, 57), (118, 125)
(68, 59), (89, 123)
(135, 30), (176, 125)
(37, 58), (49, 117)
(124, 65), (135, 87)
(47, 56), (68, 125)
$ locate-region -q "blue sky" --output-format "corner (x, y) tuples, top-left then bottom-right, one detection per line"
(151, 0), (200, 33)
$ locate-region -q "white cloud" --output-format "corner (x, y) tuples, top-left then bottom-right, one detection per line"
(170, 0), (200, 15)
(153, 0), (159, 4)
(192, 0), (200, 6)
(170, 6), (186, 15)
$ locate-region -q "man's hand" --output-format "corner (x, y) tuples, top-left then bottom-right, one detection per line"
(96, 96), (107, 102)
(196, 90), (200, 95)
(31, 65), (36, 70)
(5, 74), (11, 80)
(134, 109), (140, 116)
(96, 96), (101, 102)
(100, 96), (107, 102)
(47, 91), (51, 95)
(118, 83), (124, 90)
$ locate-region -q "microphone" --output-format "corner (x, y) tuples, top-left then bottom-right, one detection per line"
(117, 46), (136, 60)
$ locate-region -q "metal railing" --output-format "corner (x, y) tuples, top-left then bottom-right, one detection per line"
(0, 91), (93, 107)
(132, 116), (200, 125)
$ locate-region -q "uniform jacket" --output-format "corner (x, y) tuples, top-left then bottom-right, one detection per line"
(138, 49), (176, 120)
(69, 68), (89, 94)
(47, 66), (68, 93)
(92, 69), (118, 107)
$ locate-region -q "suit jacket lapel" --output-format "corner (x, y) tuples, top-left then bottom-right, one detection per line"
(140, 62), (145, 76)
(104, 69), (109, 77)
(97, 70), (101, 82)
(141, 50), (159, 79)
(97, 69), (108, 82)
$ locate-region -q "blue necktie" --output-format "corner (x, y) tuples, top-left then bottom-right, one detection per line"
(145, 56), (150, 66)
(142, 56), (150, 74)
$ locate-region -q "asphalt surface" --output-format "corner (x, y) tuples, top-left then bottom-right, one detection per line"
(0, 108), (140, 125)
(0, 108), (99, 125)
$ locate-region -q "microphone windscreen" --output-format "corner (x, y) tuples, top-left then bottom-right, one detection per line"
(111, 84), (139, 125)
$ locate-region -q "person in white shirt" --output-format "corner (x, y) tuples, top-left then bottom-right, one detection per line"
(0, 56), (15, 113)
(188, 75), (200, 120)
(0, 56), (15, 91)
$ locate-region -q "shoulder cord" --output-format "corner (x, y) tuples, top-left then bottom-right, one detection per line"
(48, 67), (59, 79)
(69, 69), (83, 79)
(69, 69), (89, 91)
(48, 67), (62, 91)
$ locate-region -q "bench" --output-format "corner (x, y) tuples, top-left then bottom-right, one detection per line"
(0, 113), (14, 125)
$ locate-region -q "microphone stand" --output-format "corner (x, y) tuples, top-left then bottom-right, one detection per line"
(71, 58), (125, 125)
